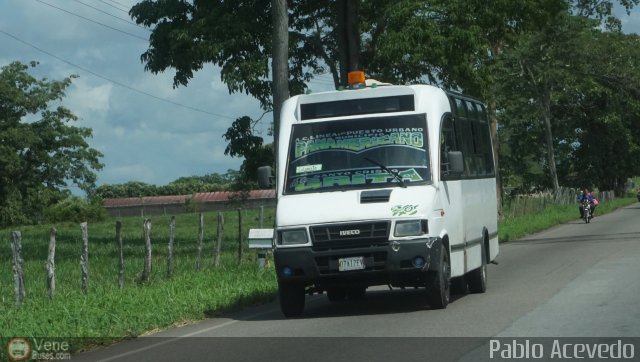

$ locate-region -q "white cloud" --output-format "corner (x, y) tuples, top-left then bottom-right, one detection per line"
(67, 78), (113, 114)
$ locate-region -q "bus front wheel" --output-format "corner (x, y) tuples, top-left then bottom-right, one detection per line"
(427, 244), (450, 309)
(326, 287), (346, 302)
(278, 282), (305, 318)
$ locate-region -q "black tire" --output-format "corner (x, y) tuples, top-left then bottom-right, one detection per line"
(450, 276), (467, 295)
(428, 244), (450, 309)
(326, 287), (346, 302)
(346, 286), (366, 300)
(278, 282), (305, 318)
(468, 241), (487, 294)
(584, 206), (590, 223)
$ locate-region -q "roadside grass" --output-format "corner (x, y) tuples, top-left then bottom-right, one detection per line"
(0, 208), (278, 348)
(499, 194), (637, 242)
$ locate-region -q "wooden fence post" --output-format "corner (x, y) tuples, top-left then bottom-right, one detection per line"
(141, 219), (152, 282)
(80, 222), (89, 294)
(167, 216), (176, 278)
(214, 212), (223, 267)
(259, 206), (264, 228)
(238, 208), (243, 264)
(46, 227), (56, 299)
(116, 220), (124, 289)
(196, 213), (204, 271)
(11, 231), (25, 307)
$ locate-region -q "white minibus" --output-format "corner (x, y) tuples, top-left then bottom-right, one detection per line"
(259, 74), (499, 317)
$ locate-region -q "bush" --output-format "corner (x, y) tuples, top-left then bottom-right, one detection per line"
(44, 197), (107, 223)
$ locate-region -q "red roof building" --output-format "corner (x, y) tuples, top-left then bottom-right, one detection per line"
(103, 190), (275, 217)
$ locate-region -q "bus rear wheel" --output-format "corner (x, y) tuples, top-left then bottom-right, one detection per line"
(468, 241), (487, 293)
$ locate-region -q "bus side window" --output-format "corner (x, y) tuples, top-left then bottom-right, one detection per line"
(440, 115), (459, 179)
(455, 98), (467, 117)
(475, 103), (495, 175)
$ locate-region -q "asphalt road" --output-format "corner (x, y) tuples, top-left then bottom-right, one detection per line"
(72, 204), (640, 362)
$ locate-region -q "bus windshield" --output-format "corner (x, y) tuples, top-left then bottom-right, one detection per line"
(285, 114), (431, 194)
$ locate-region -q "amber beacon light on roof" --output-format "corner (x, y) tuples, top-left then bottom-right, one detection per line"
(345, 70), (392, 90)
(347, 70), (366, 88)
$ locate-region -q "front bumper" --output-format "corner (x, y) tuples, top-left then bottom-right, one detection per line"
(274, 237), (443, 289)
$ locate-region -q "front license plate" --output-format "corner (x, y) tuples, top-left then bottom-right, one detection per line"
(338, 256), (365, 271)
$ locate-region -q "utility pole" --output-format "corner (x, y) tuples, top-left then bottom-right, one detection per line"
(272, 0), (289, 158)
(336, 0), (360, 87)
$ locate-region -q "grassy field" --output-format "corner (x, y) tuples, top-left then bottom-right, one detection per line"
(0, 208), (278, 344)
(0, 194), (637, 355)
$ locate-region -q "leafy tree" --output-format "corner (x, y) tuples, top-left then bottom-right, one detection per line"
(495, 13), (597, 195)
(222, 116), (274, 182)
(0, 61), (103, 226)
(91, 170), (239, 199)
(44, 196), (107, 223)
(565, 31), (640, 193)
(496, 16), (640, 194)
(129, 0), (315, 110)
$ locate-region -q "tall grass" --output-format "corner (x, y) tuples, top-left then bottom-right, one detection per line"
(0, 208), (278, 342)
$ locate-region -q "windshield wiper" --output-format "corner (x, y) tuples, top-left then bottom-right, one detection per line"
(364, 157), (407, 188)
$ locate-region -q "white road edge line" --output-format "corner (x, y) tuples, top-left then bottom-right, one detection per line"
(90, 307), (280, 362)
(90, 295), (324, 362)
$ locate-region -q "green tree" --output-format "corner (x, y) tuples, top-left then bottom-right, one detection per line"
(222, 116), (274, 183)
(565, 31), (640, 193)
(0, 61), (103, 226)
(92, 171), (239, 199)
(496, 17), (640, 194)
(129, 0), (315, 110)
(495, 13), (597, 195)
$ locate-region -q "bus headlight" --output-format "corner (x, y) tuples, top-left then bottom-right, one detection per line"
(278, 229), (308, 245)
(394, 220), (428, 237)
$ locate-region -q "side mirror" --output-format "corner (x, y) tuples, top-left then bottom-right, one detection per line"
(448, 151), (464, 175)
(257, 166), (273, 189)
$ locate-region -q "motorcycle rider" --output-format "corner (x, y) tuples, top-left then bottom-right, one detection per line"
(577, 189), (594, 219)
(589, 190), (599, 217)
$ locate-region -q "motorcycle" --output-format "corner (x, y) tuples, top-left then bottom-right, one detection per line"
(582, 199), (591, 224)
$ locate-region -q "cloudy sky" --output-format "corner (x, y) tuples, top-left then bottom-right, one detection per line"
(1, 1), (638, 194)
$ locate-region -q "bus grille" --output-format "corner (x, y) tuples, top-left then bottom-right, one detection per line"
(310, 222), (390, 250)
